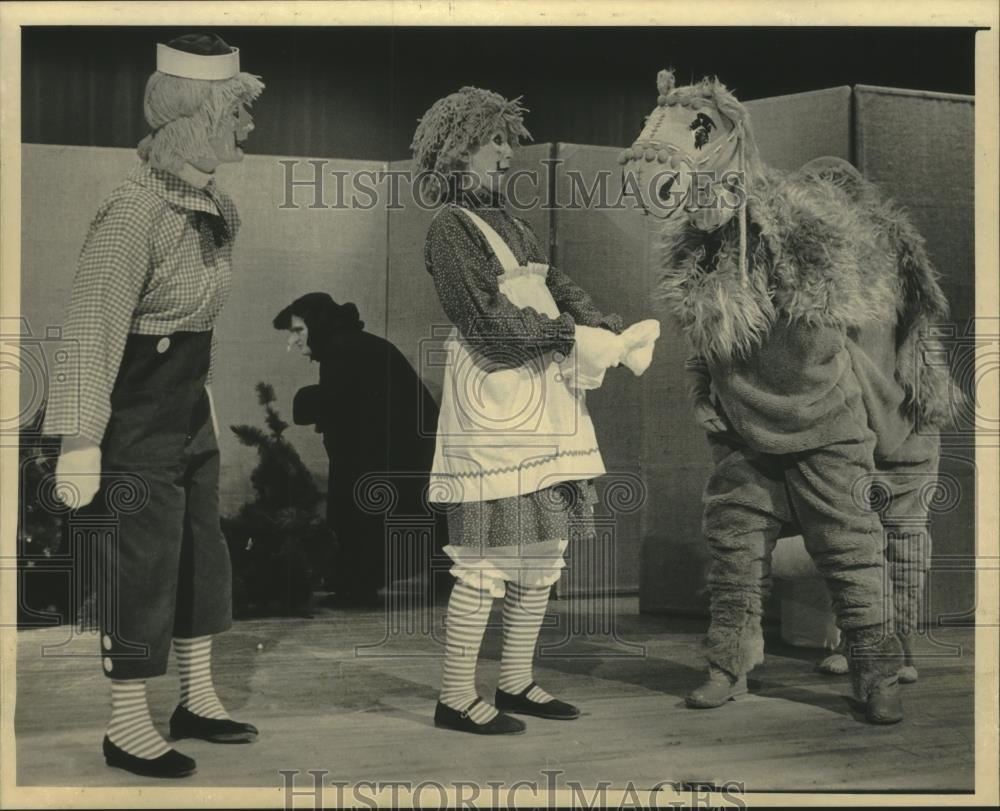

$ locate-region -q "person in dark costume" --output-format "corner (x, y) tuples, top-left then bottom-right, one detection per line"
(44, 33), (263, 778)
(273, 292), (443, 604)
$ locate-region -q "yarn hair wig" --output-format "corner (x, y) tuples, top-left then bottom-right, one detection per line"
(137, 71), (264, 173)
(410, 86), (531, 200)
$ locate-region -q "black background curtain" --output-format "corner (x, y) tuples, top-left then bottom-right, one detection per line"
(22, 26), (975, 161)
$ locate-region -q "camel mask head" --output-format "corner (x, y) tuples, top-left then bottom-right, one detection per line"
(621, 69), (761, 231)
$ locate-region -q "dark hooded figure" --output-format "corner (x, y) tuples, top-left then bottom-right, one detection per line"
(273, 292), (443, 604)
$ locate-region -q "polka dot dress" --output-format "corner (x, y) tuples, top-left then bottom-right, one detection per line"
(424, 192), (617, 548)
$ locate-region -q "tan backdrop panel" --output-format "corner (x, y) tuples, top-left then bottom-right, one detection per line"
(20, 145), (389, 515)
(744, 86), (852, 170)
(854, 86), (976, 625)
(551, 143), (661, 595)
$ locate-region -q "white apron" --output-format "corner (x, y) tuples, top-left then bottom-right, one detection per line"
(429, 207), (606, 505)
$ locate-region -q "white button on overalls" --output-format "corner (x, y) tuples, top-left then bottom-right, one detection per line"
(156, 337), (171, 354)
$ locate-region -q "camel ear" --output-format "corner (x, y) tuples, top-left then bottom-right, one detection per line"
(656, 69), (676, 97)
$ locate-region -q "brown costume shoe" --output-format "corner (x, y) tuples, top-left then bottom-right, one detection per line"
(897, 632), (918, 683)
(685, 666), (748, 709)
(846, 628), (905, 724)
(865, 675), (904, 724)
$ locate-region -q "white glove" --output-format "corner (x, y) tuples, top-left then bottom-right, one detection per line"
(561, 325), (625, 390)
(619, 319), (661, 377)
(560, 319), (662, 391)
(55, 436), (102, 509)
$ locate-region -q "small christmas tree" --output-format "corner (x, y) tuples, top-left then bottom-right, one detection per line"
(224, 382), (335, 617)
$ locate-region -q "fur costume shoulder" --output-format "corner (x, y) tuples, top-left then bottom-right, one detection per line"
(659, 164), (896, 361)
(798, 157), (951, 340)
(658, 160), (956, 426)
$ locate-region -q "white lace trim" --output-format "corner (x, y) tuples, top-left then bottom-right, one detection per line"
(497, 262), (550, 285)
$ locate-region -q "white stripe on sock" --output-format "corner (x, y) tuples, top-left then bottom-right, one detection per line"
(439, 581), (498, 723)
(174, 635), (230, 721)
(465, 699), (499, 724)
(107, 679), (171, 759)
(498, 582), (551, 696)
(526, 684), (554, 703)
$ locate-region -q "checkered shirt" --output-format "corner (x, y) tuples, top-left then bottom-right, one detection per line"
(43, 160), (241, 444)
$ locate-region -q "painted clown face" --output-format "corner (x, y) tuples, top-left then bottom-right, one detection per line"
(286, 315), (311, 358)
(193, 101), (256, 172)
(622, 95), (742, 229)
(464, 130), (514, 194)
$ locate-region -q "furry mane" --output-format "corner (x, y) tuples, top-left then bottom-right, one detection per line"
(794, 157), (960, 426)
(658, 167), (901, 364)
(659, 159), (959, 427)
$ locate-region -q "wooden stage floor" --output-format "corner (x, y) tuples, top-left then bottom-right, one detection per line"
(14, 596), (975, 793)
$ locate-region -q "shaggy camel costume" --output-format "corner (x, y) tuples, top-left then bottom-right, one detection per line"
(623, 70), (956, 722)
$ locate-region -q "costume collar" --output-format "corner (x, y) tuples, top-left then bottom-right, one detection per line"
(128, 160), (221, 215)
(175, 163), (216, 190)
(451, 185), (505, 211)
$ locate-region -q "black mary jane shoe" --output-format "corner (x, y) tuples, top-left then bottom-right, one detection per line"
(102, 736), (196, 779)
(169, 704), (259, 744)
(434, 699), (526, 735)
(495, 682), (581, 720)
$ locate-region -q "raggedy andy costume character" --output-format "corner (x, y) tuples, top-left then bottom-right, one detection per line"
(43, 33), (263, 777)
(412, 86), (660, 734)
(622, 70), (956, 724)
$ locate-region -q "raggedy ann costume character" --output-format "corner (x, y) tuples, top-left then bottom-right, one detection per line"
(272, 292), (445, 603)
(622, 70), (956, 724)
(43, 33), (264, 777)
(412, 86), (660, 734)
